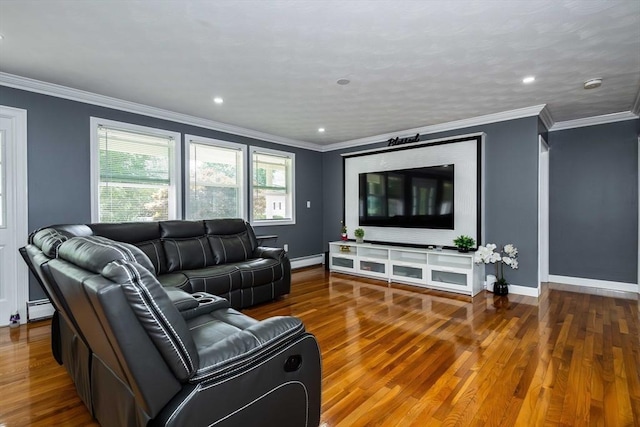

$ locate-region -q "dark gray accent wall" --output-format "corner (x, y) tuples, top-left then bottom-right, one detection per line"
(0, 86), (324, 299)
(322, 117), (541, 288)
(549, 119), (639, 284)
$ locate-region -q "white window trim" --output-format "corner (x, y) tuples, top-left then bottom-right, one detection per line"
(249, 146), (296, 226)
(185, 134), (247, 220)
(90, 117), (182, 222)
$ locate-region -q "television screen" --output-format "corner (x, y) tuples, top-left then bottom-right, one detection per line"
(358, 164), (454, 229)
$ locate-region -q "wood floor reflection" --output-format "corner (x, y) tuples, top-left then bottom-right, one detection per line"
(2, 266), (639, 426)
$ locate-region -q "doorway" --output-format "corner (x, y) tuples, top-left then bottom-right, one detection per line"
(0, 106), (28, 326)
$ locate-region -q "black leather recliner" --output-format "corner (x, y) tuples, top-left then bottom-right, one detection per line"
(37, 235), (321, 427)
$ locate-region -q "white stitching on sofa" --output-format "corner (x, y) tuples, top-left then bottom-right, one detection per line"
(152, 241), (161, 273)
(238, 235), (248, 260)
(113, 261), (192, 375)
(207, 381), (309, 427)
(116, 262), (195, 374)
(197, 238), (209, 267)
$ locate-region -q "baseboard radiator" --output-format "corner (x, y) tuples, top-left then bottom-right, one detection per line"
(26, 299), (55, 322)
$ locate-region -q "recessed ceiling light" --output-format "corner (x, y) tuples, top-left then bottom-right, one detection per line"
(318, 128), (325, 133)
(583, 78), (602, 90)
(522, 76), (535, 84)
(213, 97), (223, 104)
(336, 79), (350, 85)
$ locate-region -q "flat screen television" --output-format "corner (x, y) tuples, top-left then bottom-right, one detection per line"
(358, 164), (454, 229)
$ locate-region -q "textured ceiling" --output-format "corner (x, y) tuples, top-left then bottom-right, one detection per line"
(0, 0), (639, 146)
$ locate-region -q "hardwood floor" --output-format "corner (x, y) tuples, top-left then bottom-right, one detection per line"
(1, 266), (638, 426)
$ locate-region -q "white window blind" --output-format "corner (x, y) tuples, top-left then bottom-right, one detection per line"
(97, 125), (176, 222)
(250, 147), (295, 225)
(186, 137), (245, 220)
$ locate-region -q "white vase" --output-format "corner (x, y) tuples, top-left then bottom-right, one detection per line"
(486, 274), (497, 291)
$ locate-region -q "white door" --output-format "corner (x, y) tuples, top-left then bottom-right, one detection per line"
(538, 136), (550, 289)
(0, 106), (28, 326)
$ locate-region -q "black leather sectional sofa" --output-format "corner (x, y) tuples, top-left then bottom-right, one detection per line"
(20, 219), (321, 427)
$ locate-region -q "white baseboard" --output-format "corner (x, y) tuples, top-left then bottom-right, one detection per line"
(26, 299), (55, 321)
(290, 254), (324, 270)
(482, 280), (540, 297)
(507, 284), (540, 297)
(548, 275), (639, 293)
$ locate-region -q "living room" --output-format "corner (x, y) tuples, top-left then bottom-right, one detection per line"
(1, 1), (639, 426)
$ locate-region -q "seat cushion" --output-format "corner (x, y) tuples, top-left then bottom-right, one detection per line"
(181, 265), (242, 295)
(158, 272), (190, 289)
(234, 258), (284, 289)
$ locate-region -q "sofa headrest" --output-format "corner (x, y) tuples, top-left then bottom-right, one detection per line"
(160, 220), (206, 238)
(31, 225), (92, 257)
(204, 219), (247, 235)
(89, 222), (161, 243)
(57, 236), (155, 275)
(102, 259), (198, 381)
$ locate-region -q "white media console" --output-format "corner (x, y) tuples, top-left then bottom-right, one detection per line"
(328, 241), (484, 296)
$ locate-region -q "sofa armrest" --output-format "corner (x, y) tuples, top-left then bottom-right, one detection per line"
(181, 292), (231, 320)
(164, 287), (200, 312)
(191, 316), (305, 382)
(253, 246), (286, 261)
(165, 288), (230, 319)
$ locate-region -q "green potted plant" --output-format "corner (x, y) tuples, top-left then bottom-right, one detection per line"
(354, 228), (365, 244)
(453, 235), (476, 252)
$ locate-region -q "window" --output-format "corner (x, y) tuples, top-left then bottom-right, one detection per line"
(90, 118), (181, 222)
(250, 147), (295, 225)
(186, 135), (246, 220)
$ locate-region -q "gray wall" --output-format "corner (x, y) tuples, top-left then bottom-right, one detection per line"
(322, 117), (541, 288)
(549, 119), (639, 283)
(0, 86), (324, 299)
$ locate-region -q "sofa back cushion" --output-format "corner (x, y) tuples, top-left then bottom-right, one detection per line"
(32, 228), (70, 258)
(204, 219), (258, 264)
(163, 237), (214, 272)
(207, 234), (253, 264)
(134, 239), (167, 275)
(57, 235), (155, 274)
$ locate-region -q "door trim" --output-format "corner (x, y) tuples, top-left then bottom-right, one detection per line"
(538, 136), (549, 291)
(0, 106), (28, 325)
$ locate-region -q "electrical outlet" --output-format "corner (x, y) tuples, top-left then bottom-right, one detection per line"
(306, 201), (311, 208)
(283, 244), (289, 252)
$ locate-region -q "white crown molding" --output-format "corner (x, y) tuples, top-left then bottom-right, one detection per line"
(321, 104), (548, 152)
(549, 111), (639, 132)
(0, 72), (324, 152)
(538, 105), (554, 130)
(632, 86), (640, 116)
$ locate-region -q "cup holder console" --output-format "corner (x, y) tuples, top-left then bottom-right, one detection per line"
(191, 292), (219, 306)
(178, 292), (231, 320)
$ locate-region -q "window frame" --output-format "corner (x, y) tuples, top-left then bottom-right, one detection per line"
(90, 117), (182, 223)
(249, 146), (296, 226)
(185, 134), (247, 220)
